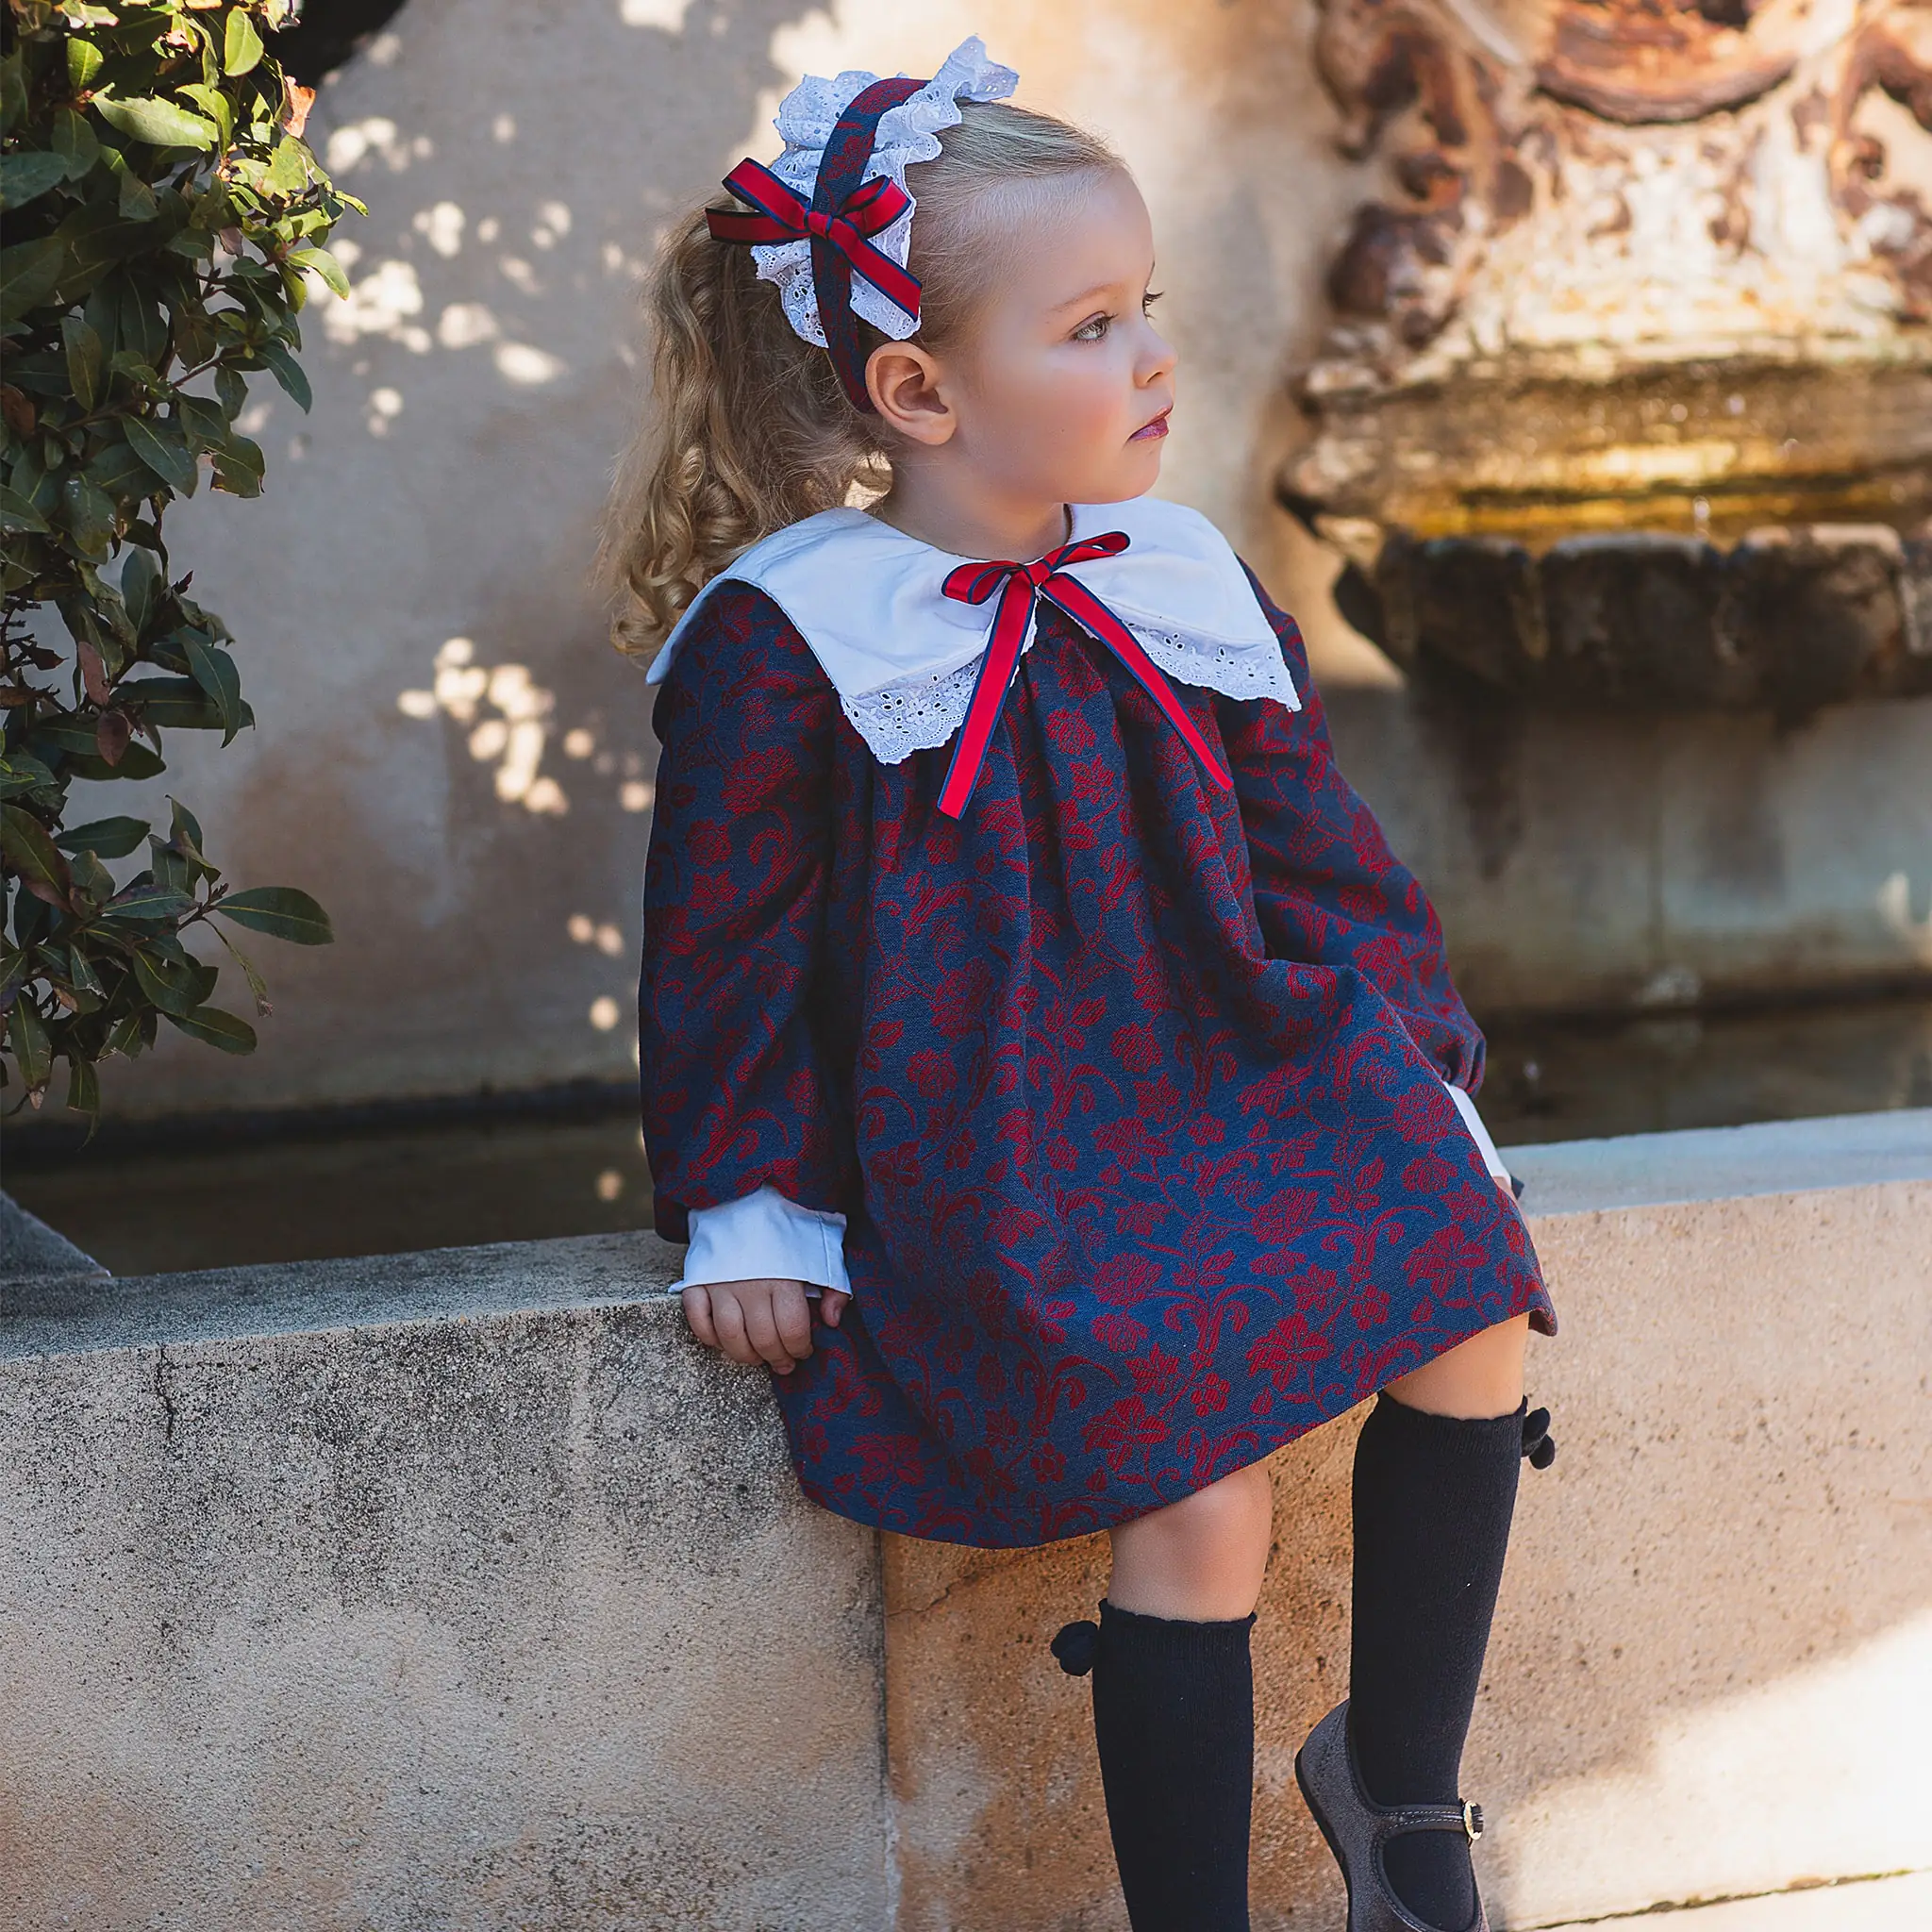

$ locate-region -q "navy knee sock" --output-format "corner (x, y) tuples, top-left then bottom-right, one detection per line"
(1348, 1391), (1532, 1932)
(1053, 1597), (1257, 1932)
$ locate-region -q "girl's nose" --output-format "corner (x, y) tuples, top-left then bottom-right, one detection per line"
(1139, 318), (1177, 384)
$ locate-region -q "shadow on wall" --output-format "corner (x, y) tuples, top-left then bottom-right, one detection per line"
(84, 0), (832, 1118)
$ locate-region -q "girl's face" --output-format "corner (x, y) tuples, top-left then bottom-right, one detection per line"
(870, 168), (1176, 522)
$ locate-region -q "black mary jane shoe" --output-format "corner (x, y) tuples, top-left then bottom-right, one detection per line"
(1293, 1700), (1490, 1932)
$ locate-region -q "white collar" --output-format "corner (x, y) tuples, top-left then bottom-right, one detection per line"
(646, 494), (1299, 767)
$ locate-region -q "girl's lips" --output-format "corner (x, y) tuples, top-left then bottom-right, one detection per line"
(1130, 408), (1172, 441)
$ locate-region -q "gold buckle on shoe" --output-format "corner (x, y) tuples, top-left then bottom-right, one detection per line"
(1463, 1801), (1484, 1844)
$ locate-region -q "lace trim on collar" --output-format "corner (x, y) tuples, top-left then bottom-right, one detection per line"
(839, 617), (1299, 767)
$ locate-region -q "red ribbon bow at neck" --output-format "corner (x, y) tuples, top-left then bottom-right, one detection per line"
(937, 531), (1235, 821)
(705, 158), (923, 323)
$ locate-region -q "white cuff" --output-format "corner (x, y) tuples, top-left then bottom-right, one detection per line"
(671, 1183), (852, 1297)
(1442, 1079), (1512, 1187)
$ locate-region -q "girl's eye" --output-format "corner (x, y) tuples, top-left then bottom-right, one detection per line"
(1072, 312), (1110, 342)
(1142, 287), (1164, 311)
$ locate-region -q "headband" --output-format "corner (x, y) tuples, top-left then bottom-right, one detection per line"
(705, 36), (1019, 412)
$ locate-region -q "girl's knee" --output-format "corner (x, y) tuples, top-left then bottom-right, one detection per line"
(1384, 1311), (1531, 1419)
(1110, 1459), (1274, 1604)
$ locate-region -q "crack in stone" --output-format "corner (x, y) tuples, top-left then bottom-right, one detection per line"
(154, 1346), (178, 1441)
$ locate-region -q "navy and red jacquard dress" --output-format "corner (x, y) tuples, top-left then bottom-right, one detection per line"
(638, 496), (1555, 1549)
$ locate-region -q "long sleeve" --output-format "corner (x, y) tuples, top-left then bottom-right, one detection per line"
(1217, 564), (1489, 1095)
(639, 581), (859, 1275)
(675, 1184), (852, 1297)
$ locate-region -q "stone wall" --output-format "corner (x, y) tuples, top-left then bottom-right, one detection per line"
(76, 0), (1932, 1119)
(5, 1110), (1928, 1928)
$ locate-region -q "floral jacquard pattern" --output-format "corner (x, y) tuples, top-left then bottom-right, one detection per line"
(640, 571), (1555, 1550)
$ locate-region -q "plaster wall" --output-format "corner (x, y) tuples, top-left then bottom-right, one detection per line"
(79, 0), (1932, 1119)
(2, 1112), (1927, 1928)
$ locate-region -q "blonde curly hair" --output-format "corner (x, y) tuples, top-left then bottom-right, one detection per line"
(593, 100), (1122, 665)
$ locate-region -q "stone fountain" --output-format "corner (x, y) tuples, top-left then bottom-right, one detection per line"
(1285, 0), (1932, 719)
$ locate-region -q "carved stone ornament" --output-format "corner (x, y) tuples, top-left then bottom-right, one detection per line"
(1285, 0), (1932, 712)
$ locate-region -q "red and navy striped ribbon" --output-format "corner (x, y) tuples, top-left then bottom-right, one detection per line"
(937, 533), (1236, 820)
(706, 158), (922, 319)
(706, 75), (927, 413)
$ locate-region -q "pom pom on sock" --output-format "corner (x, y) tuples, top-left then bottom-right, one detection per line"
(1522, 1405), (1557, 1469)
(1052, 1617), (1101, 1675)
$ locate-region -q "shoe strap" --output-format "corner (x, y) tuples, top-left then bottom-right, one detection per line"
(1374, 1798), (1485, 1846)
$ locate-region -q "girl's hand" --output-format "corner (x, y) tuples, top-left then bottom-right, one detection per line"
(680, 1276), (851, 1375)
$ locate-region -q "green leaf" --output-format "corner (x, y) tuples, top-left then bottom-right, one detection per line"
(0, 153), (74, 212)
(92, 94), (220, 153)
(58, 816), (149, 859)
(131, 945), (214, 1014)
(67, 946), (103, 1001)
(176, 83), (234, 150)
(210, 433), (264, 497)
(0, 485), (50, 534)
(212, 921), (271, 1016)
(67, 845), (115, 911)
(8, 999), (53, 1091)
(258, 339), (311, 412)
(224, 11), (265, 77)
(121, 545), (162, 636)
(0, 944), (28, 1013)
(169, 797), (207, 858)
(175, 394), (226, 454)
(184, 634), (244, 742)
(215, 365), (246, 421)
(62, 740), (167, 782)
(1, 804), (75, 908)
(85, 434), (156, 501)
(51, 108), (102, 181)
(67, 37), (104, 92)
(62, 315), (104, 413)
(58, 474), (116, 558)
(106, 882), (196, 924)
(65, 1052), (100, 1123)
(124, 415), (198, 494)
(0, 752), (58, 802)
(116, 675), (219, 728)
(287, 246), (350, 299)
(262, 138), (308, 198)
(117, 167), (158, 223)
(215, 886), (334, 946)
(0, 238), (68, 326)
(164, 1005), (256, 1054)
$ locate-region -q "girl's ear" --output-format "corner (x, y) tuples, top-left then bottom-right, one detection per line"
(867, 341), (956, 446)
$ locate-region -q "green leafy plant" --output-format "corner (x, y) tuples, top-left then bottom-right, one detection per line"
(1, 0), (362, 1126)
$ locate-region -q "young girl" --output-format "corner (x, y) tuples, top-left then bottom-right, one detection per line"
(602, 38), (1557, 1932)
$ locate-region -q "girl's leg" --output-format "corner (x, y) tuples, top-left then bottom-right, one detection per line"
(1350, 1312), (1534, 1931)
(1108, 1457), (1274, 1620)
(1066, 1462), (1273, 1932)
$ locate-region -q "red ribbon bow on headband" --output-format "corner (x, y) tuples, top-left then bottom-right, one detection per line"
(706, 158), (923, 323)
(937, 533), (1236, 821)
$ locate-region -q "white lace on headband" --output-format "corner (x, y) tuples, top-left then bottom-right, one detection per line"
(753, 36), (1018, 350)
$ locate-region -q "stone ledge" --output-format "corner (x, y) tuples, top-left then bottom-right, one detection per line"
(0, 1226), (684, 1361)
(3, 1112), (1927, 1929)
(1503, 1107), (1932, 1215)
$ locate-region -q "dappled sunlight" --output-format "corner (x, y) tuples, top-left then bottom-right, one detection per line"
(568, 915), (625, 957)
(412, 198), (465, 257)
(394, 640), (658, 825)
(1877, 873), (1932, 966)
(1500, 1610), (1932, 1924)
(493, 341), (569, 385)
(396, 638), (567, 815)
(619, 0), (694, 28)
